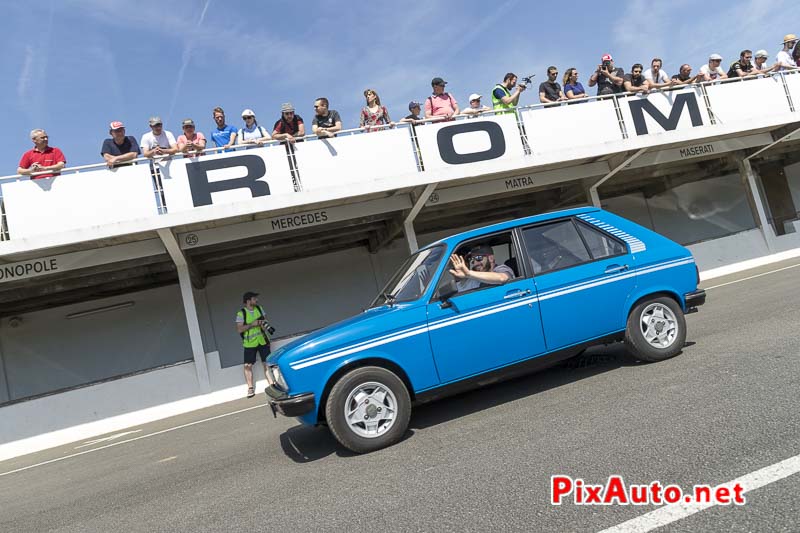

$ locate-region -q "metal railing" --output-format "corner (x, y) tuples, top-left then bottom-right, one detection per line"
(1, 70), (797, 243)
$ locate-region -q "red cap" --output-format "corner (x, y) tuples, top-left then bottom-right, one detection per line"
(601, 54), (613, 61)
(110, 121), (125, 130)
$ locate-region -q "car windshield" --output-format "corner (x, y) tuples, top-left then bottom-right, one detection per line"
(370, 245), (446, 307)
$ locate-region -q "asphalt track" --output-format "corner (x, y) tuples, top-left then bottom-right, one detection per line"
(1, 258), (799, 532)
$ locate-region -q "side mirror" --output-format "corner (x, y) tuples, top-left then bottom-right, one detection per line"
(438, 280), (458, 307)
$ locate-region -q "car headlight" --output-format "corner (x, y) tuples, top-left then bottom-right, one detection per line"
(270, 365), (288, 390)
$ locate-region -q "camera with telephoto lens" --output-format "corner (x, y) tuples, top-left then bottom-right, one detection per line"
(261, 321), (276, 336)
(601, 60), (612, 71)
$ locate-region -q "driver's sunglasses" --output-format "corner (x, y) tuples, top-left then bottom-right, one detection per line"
(469, 255), (487, 262)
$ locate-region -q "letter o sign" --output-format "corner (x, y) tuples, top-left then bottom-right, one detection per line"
(436, 121), (506, 165)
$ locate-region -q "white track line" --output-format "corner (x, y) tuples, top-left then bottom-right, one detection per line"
(705, 262), (800, 291)
(0, 404), (263, 478)
(597, 453), (800, 532)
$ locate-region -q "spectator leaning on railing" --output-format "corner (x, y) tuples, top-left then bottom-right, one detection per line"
(776, 34), (799, 71)
(624, 63), (651, 94)
(589, 54), (624, 96)
(539, 66), (567, 104)
(699, 53), (728, 81)
(563, 68), (587, 100)
(492, 72), (526, 112)
(272, 103), (305, 144)
(210, 107), (238, 151)
(237, 109), (271, 146)
(425, 77), (459, 120)
(101, 121), (140, 168)
(752, 50), (775, 74)
(140, 117), (178, 158)
(727, 50), (756, 78)
(177, 119), (206, 157)
(400, 101), (424, 125)
(644, 58), (673, 89)
(311, 98), (342, 138)
(360, 89), (393, 131)
(671, 64), (700, 86)
(17, 129), (66, 179)
(461, 93), (491, 116)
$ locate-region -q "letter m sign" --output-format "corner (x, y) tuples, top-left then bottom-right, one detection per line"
(628, 92), (703, 136)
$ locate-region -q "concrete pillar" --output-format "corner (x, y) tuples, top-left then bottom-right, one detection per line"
(738, 158), (777, 250)
(157, 229), (210, 390)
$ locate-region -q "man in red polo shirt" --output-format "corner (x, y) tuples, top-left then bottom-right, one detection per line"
(17, 129), (66, 179)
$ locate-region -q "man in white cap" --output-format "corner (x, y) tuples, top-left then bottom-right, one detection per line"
(776, 34), (799, 71)
(699, 54), (728, 81)
(140, 116), (178, 158)
(237, 108), (271, 146)
(272, 102), (305, 144)
(461, 93), (491, 116)
(752, 50), (776, 75)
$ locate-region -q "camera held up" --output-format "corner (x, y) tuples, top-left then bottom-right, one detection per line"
(518, 74), (536, 88)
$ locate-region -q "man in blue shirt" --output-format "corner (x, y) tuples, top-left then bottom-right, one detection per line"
(101, 121), (141, 168)
(209, 106), (238, 151)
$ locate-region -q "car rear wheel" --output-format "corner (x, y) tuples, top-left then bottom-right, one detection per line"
(325, 366), (411, 453)
(624, 296), (686, 362)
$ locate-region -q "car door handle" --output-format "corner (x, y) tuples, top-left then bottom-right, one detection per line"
(504, 289), (532, 299)
(605, 264), (629, 274)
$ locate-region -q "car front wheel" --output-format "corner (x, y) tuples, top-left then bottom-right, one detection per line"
(625, 296), (686, 362)
(325, 366), (411, 453)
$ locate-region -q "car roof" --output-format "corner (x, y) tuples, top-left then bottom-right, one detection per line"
(425, 206), (601, 250)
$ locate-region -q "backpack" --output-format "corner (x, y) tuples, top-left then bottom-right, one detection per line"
(239, 125), (266, 142)
(427, 93), (455, 115)
(239, 305), (269, 339)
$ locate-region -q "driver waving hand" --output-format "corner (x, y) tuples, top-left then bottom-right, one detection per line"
(449, 245), (514, 292)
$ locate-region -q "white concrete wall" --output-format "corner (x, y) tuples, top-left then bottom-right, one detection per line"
(0, 285), (191, 401)
(785, 161), (800, 219)
(688, 229), (769, 271)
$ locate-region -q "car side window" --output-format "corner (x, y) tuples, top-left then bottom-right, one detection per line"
(434, 233), (517, 298)
(576, 221), (627, 259)
(522, 220), (591, 275)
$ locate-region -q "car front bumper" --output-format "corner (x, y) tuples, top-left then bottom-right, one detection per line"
(264, 385), (315, 418)
(684, 289), (706, 311)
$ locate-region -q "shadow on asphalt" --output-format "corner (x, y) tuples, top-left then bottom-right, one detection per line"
(277, 343), (659, 462)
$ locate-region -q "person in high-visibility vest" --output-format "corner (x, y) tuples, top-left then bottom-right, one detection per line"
(491, 72), (527, 113)
(235, 291), (274, 398)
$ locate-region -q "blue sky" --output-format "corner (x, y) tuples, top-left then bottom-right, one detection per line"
(1, 0), (796, 174)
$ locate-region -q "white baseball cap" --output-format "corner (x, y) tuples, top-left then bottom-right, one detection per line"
(709, 53), (723, 61)
(241, 108), (256, 118)
(755, 49), (768, 58)
(468, 93), (482, 101)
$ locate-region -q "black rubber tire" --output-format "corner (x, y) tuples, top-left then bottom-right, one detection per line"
(325, 366), (411, 454)
(624, 296), (686, 363)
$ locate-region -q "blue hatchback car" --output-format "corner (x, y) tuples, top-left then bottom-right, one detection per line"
(265, 207), (706, 453)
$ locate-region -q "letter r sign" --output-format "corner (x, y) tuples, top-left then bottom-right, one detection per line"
(186, 155), (270, 207)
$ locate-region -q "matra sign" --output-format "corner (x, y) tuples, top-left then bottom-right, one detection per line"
(625, 90), (706, 136)
(158, 146), (296, 213)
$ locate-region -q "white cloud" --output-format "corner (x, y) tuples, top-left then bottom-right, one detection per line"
(17, 46), (34, 100)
